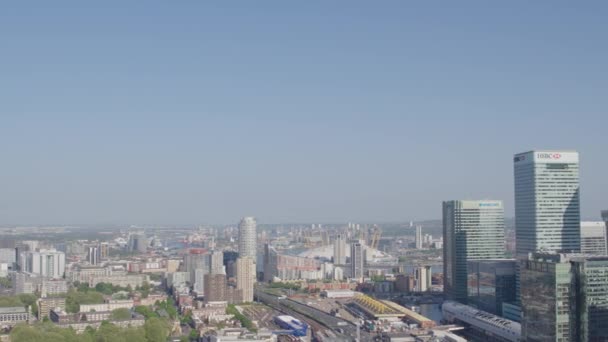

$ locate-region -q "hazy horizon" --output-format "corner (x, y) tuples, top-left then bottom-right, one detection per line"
(2, 2), (607, 224)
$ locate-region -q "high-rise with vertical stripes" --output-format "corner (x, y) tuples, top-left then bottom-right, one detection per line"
(443, 200), (505, 303)
(514, 150), (580, 256)
(238, 217), (257, 260)
(513, 150), (580, 317)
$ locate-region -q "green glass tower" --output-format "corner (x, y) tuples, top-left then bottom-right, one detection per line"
(521, 253), (608, 342)
(443, 200), (506, 303)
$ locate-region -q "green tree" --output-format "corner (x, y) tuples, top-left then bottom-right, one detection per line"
(10, 324), (42, 342)
(226, 304), (256, 331)
(134, 305), (158, 319)
(123, 327), (147, 342)
(0, 276), (12, 288)
(188, 329), (199, 340)
(110, 308), (132, 320)
(144, 317), (169, 342)
(0, 296), (24, 307)
(65, 289), (104, 313)
(95, 321), (123, 342)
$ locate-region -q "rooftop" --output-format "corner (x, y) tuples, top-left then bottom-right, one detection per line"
(0, 307), (27, 314)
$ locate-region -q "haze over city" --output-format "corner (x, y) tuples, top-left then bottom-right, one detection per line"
(2, 2), (607, 225)
(2, 3), (608, 342)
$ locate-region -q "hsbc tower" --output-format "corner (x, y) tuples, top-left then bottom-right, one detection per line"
(514, 150), (581, 256)
(512, 150), (581, 313)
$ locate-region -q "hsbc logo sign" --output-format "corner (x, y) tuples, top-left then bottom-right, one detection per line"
(537, 153), (562, 159)
(515, 151), (576, 163)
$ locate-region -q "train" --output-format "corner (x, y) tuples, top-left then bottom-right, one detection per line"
(274, 315), (309, 337)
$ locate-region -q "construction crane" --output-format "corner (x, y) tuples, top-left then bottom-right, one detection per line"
(370, 226), (382, 250)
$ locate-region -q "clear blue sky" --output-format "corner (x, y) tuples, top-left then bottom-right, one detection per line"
(1, 2), (606, 225)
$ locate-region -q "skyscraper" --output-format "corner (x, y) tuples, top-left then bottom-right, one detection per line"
(333, 234), (347, 265)
(443, 200), (505, 303)
(210, 250), (225, 275)
(128, 233), (148, 253)
(204, 273), (227, 303)
(514, 150), (580, 256)
(514, 150), (580, 311)
(521, 253), (608, 342)
(350, 242), (365, 281)
(184, 249), (210, 293)
(415, 225), (423, 249)
(238, 217), (257, 260)
(236, 256), (255, 303)
(580, 221), (607, 255)
(414, 266), (431, 292)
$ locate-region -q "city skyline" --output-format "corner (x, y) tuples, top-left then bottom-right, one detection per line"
(2, 2), (607, 341)
(2, 2), (607, 224)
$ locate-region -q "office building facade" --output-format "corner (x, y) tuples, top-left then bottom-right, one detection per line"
(86, 246), (100, 265)
(572, 256), (608, 341)
(514, 151), (580, 256)
(580, 221), (607, 255)
(19, 249), (65, 279)
(236, 257), (255, 303)
(204, 273), (227, 303)
(184, 249), (210, 294)
(350, 242), (365, 281)
(520, 253), (573, 342)
(414, 266), (431, 292)
(238, 217), (257, 260)
(333, 234), (347, 265)
(467, 259), (516, 316)
(128, 233), (148, 253)
(415, 226), (423, 249)
(210, 250), (225, 275)
(443, 200), (505, 303)
(521, 253), (608, 342)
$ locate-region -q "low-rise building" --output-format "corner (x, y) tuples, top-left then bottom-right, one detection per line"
(66, 265), (111, 283)
(136, 293), (167, 306)
(12, 272), (41, 294)
(321, 289), (357, 298)
(88, 274), (149, 288)
(0, 307), (30, 327)
(55, 318), (145, 333)
(203, 328), (277, 342)
(41, 278), (68, 296)
(38, 297), (66, 320)
(394, 274), (415, 293)
(79, 300), (134, 313)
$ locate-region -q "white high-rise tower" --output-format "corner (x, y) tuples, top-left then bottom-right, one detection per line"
(238, 217), (257, 260)
(415, 225), (423, 249)
(514, 151), (580, 256)
(333, 235), (347, 265)
(513, 150), (580, 310)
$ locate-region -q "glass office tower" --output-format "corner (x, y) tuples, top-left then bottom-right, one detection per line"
(443, 200), (505, 303)
(467, 259), (516, 316)
(522, 253), (608, 342)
